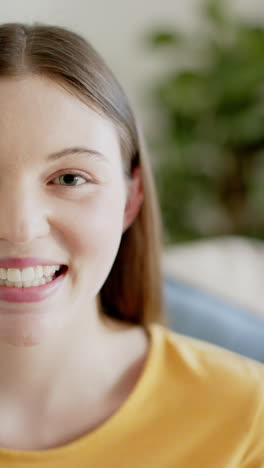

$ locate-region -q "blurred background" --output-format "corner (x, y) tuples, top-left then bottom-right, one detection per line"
(1, 0), (264, 360)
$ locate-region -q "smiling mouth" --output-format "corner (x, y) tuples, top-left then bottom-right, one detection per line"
(0, 265), (69, 288)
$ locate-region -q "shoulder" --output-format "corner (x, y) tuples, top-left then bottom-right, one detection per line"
(152, 323), (264, 456)
(142, 323), (264, 463)
(149, 323), (264, 425)
(153, 323), (264, 387)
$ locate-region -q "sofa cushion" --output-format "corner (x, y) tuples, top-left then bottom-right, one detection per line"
(162, 236), (264, 317)
(163, 275), (264, 363)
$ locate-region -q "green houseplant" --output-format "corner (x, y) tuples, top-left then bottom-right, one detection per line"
(144, 0), (264, 244)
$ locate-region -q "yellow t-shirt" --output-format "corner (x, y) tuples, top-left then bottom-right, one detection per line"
(0, 323), (264, 467)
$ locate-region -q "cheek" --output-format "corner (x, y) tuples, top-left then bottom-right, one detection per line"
(60, 187), (126, 269)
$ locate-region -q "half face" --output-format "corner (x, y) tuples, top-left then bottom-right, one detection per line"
(0, 74), (131, 346)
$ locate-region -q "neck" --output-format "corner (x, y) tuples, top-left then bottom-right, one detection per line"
(0, 304), (120, 406)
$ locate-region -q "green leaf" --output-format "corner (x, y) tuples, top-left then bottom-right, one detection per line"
(203, 0), (227, 25)
(142, 0), (264, 243)
(155, 71), (212, 116)
(144, 29), (183, 48)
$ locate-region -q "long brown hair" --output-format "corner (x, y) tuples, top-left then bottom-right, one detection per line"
(0, 22), (169, 328)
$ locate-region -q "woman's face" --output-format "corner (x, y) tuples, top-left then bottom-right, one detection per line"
(0, 75), (131, 346)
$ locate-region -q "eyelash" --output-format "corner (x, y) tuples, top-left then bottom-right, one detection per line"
(51, 171), (93, 187)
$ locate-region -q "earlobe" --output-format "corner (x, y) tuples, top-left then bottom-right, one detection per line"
(123, 166), (143, 232)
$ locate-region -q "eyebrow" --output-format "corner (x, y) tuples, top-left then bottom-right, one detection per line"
(47, 146), (108, 162)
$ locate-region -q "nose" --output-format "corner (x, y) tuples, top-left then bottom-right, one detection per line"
(0, 181), (49, 245)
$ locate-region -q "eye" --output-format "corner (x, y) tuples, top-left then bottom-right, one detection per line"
(51, 172), (93, 187)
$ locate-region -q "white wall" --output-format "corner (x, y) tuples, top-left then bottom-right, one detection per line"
(0, 0), (263, 130)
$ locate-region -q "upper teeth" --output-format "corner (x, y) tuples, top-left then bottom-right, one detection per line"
(0, 265), (61, 283)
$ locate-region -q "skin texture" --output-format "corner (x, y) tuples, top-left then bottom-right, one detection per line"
(0, 75), (148, 449)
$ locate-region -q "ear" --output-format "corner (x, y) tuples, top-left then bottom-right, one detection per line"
(123, 166), (144, 232)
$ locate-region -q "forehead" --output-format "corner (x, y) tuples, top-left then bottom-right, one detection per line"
(0, 75), (121, 164)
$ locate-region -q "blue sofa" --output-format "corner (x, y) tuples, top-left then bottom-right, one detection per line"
(163, 275), (264, 363)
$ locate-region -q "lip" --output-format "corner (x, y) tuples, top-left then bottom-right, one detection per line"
(0, 266), (68, 303)
(0, 257), (66, 269)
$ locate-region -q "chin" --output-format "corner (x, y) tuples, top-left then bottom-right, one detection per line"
(0, 319), (63, 347)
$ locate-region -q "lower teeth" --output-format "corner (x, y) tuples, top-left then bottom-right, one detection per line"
(0, 276), (54, 288)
